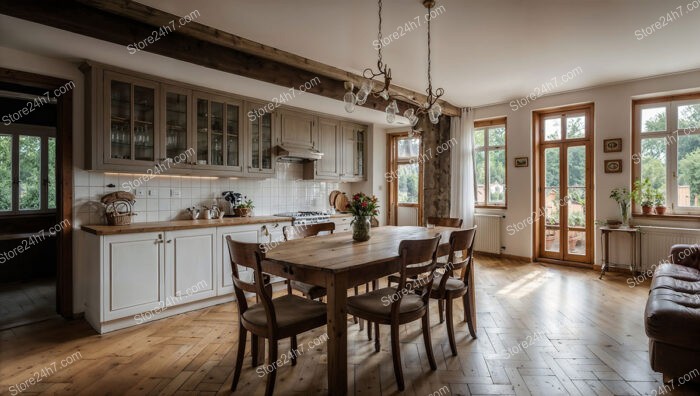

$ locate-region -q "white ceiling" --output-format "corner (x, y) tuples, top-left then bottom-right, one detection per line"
(135, 0), (700, 107)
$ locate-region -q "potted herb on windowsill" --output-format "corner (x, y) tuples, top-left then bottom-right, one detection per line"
(234, 197), (254, 217)
(633, 178), (654, 215)
(654, 192), (667, 215)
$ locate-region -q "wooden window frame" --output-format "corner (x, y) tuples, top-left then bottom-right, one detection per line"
(386, 132), (424, 225)
(474, 117), (507, 209)
(632, 92), (700, 217)
(0, 124), (57, 216)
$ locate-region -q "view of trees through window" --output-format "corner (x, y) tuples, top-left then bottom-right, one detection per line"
(639, 102), (700, 209)
(474, 123), (506, 206)
(397, 138), (420, 204)
(0, 128), (57, 214)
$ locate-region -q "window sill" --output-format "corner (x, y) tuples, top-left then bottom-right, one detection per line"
(632, 213), (700, 221)
(475, 205), (507, 210)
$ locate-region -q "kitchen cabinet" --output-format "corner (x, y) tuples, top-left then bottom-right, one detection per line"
(332, 216), (352, 233)
(193, 92), (245, 173)
(164, 228), (217, 303)
(103, 71), (160, 167)
(340, 122), (366, 182)
(303, 118), (340, 180)
(101, 232), (165, 321)
(246, 101), (277, 176)
(279, 109), (316, 149)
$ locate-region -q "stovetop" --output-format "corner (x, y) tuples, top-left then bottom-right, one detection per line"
(274, 211), (331, 225)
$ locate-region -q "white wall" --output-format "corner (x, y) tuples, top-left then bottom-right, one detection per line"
(474, 69), (700, 263)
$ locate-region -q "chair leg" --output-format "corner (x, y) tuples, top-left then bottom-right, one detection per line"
(422, 313), (438, 370)
(265, 339), (278, 396)
(251, 334), (259, 367)
(390, 322), (405, 391)
(231, 324), (247, 392)
(374, 322), (380, 352)
(353, 286), (359, 324)
(438, 299), (445, 324)
(464, 292), (477, 338)
(446, 298), (457, 356)
(290, 335), (298, 366)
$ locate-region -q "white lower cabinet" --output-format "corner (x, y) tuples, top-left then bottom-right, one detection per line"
(333, 216), (352, 233)
(102, 232), (165, 321)
(164, 228), (217, 303)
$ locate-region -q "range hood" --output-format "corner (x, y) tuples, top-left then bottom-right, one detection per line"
(275, 145), (324, 161)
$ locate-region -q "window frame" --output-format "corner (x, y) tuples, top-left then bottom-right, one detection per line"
(633, 93), (700, 216)
(396, 136), (421, 206)
(0, 123), (57, 216)
(474, 117), (507, 208)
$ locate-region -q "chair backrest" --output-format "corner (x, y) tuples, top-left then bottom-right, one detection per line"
(391, 234), (441, 315)
(427, 217), (463, 228)
(435, 226), (477, 293)
(283, 222), (335, 241)
(226, 237), (276, 326)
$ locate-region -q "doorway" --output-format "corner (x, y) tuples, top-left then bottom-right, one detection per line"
(0, 68), (74, 325)
(387, 133), (423, 226)
(534, 104), (594, 265)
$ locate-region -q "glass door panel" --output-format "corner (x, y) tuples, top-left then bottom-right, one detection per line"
(226, 104), (240, 167)
(251, 116), (260, 169)
(110, 80), (131, 160)
(261, 113), (272, 170)
(165, 92), (188, 159)
(48, 137), (56, 209)
(567, 145), (586, 256)
(133, 86), (155, 161)
(196, 99), (209, 165)
(210, 102), (224, 166)
(544, 147), (561, 253)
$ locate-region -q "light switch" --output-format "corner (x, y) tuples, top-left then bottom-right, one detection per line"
(134, 189), (146, 197)
(170, 189), (182, 198)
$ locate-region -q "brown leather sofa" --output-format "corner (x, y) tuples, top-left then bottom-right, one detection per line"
(644, 244), (700, 380)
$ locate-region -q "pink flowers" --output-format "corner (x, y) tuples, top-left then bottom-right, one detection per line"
(347, 192), (380, 217)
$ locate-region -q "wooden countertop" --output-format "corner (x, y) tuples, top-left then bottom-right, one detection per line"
(80, 216), (292, 236)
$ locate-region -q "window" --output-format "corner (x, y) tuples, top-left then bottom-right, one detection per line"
(634, 95), (700, 215)
(474, 118), (506, 207)
(0, 124), (57, 215)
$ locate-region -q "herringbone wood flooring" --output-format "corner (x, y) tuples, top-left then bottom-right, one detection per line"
(1, 257), (698, 395)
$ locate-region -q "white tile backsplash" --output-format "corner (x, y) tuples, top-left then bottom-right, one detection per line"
(76, 163), (343, 225)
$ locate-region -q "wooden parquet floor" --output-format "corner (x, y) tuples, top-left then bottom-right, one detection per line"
(1, 257), (699, 395)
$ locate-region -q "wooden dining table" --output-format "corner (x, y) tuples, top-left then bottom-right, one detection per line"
(263, 225), (456, 395)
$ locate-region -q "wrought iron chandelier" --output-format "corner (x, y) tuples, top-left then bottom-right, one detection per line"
(343, 0), (445, 128)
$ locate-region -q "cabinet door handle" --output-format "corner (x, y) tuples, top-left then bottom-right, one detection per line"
(166, 239), (172, 243)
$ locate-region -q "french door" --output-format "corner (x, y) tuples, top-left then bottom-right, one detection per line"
(536, 105), (593, 264)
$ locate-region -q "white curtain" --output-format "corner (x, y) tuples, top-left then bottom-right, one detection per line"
(449, 108), (476, 227)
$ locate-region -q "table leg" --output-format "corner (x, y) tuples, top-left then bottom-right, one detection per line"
(599, 231), (609, 280)
(326, 272), (348, 396)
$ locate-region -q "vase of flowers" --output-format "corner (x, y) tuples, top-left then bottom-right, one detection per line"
(610, 187), (631, 227)
(346, 192), (379, 242)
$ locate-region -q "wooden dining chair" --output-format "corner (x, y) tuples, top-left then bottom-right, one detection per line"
(226, 237), (327, 396)
(387, 217), (463, 288)
(429, 226), (478, 356)
(426, 216), (464, 228)
(282, 222), (335, 300)
(347, 234), (442, 391)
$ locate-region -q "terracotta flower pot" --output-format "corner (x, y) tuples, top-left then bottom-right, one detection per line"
(641, 205), (653, 215)
(655, 206), (667, 215)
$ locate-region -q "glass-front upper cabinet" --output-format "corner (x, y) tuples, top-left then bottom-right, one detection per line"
(162, 85), (192, 165)
(246, 101), (276, 175)
(104, 71), (159, 165)
(192, 92), (243, 172)
(355, 126), (366, 178)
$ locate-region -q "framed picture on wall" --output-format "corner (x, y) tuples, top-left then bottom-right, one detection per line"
(603, 138), (622, 152)
(604, 159), (622, 173)
(514, 157), (528, 167)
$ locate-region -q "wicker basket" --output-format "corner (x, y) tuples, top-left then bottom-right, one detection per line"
(101, 191), (136, 226)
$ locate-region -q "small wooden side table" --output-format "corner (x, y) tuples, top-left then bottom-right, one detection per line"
(599, 226), (640, 279)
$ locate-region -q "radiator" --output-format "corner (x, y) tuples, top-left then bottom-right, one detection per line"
(639, 226), (700, 272)
(474, 214), (502, 254)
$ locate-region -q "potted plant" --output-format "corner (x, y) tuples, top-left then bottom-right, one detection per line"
(346, 192), (379, 242)
(610, 187), (632, 227)
(568, 212), (584, 251)
(654, 191), (667, 215)
(632, 178), (654, 214)
(544, 209), (558, 250)
(233, 196), (254, 217)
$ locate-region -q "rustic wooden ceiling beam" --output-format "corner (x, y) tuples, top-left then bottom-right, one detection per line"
(75, 0), (461, 117)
